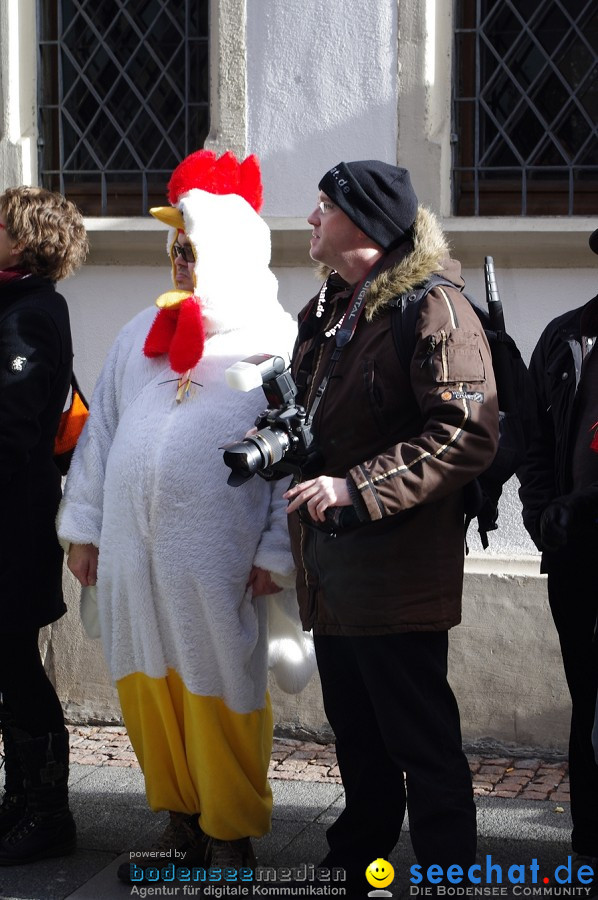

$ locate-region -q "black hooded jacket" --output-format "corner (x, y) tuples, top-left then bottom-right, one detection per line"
(0, 275), (72, 630)
(519, 294), (598, 563)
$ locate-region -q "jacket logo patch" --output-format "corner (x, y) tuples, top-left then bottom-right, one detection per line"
(441, 389), (484, 403)
(10, 356), (27, 372)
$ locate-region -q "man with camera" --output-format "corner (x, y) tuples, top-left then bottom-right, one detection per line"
(519, 228), (598, 873)
(281, 161), (499, 890)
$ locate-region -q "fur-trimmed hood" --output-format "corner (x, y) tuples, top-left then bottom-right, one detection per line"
(317, 207), (464, 320)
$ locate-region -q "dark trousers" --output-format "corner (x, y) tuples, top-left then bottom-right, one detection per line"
(547, 558), (598, 856)
(314, 632), (476, 877)
(0, 628), (65, 738)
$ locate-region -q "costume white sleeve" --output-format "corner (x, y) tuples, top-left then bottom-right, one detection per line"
(56, 331), (125, 548)
(251, 476), (295, 583)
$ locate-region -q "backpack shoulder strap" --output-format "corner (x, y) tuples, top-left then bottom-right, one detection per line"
(390, 274), (457, 373)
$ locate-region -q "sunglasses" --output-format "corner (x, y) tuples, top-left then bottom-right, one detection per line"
(172, 242), (195, 264)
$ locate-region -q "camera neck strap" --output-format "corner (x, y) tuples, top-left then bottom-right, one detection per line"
(334, 254), (387, 347)
(305, 254), (388, 425)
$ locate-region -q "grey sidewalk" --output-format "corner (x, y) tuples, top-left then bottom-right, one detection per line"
(0, 758), (581, 900)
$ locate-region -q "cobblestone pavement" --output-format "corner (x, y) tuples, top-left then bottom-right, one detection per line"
(66, 725), (571, 803)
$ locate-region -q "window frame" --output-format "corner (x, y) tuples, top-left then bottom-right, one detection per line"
(36, 0), (210, 217)
(452, 0), (598, 217)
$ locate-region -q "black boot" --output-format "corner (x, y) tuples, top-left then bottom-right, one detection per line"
(0, 709), (26, 839)
(0, 728), (76, 865)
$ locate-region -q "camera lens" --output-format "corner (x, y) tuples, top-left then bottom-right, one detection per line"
(222, 427), (291, 480)
(222, 441), (266, 478)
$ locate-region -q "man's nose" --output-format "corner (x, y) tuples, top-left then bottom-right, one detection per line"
(307, 208), (320, 226)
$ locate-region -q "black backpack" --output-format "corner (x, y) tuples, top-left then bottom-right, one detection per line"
(390, 258), (534, 548)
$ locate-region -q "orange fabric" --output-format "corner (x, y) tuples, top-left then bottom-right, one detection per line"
(54, 389), (88, 456)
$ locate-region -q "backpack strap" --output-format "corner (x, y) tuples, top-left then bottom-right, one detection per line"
(390, 274), (457, 373)
(389, 275), (487, 548)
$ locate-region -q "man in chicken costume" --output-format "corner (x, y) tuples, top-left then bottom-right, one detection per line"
(58, 150), (307, 877)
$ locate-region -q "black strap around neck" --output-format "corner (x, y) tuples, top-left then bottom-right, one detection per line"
(305, 254), (388, 425)
(333, 255), (387, 348)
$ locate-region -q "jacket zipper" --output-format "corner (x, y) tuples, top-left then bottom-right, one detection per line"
(440, 329), (449, 382)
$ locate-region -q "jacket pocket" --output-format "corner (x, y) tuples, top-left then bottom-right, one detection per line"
(430, 330), (486, 385)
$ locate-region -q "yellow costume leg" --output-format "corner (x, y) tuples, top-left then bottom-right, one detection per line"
(117, 668), (273, 840)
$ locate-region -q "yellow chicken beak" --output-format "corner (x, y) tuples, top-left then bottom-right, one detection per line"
(149, 206), (185, 230)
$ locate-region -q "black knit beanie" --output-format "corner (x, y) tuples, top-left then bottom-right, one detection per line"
(590, 229), (598, 256)
(318, 160), (418, 251)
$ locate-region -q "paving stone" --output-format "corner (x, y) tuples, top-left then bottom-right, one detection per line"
(513, 758), (542, 768)
(532, 777), (563, 788)
(520, 789), (551, 800)
(62, 726), (570, 796)
(479, 764), (507, 775)
(474, 773), (503, 785)
(506, 768), (537, 779)
(497, 776), (529, 789)
(277, 761), (309, 771)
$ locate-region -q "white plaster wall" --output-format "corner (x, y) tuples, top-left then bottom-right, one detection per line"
(59, 265), (172, 397)
(396, 0), (453, 213)
(453, 566), (569, 752)
(246, 0), (398, 215)
(0, 0), (37, 185)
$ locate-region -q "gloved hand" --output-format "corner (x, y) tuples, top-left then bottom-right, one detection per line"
(540, 489), (598, 552)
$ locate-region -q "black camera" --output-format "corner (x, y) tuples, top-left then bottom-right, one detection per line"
(221, 354), (321, 486)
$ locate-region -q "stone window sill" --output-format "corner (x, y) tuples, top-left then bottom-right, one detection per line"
(83, 216), (597, 268)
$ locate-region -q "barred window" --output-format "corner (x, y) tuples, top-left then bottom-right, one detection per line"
(37, 0), (209, 216)
(453, 0), (598, 215)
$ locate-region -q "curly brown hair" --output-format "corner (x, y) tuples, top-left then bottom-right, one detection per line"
(0, 186), (88, 281)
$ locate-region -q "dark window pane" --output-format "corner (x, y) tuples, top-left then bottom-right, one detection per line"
(37, 0), (210, 216)
(535, 5), (569, 57)
(453, 0), (598, 215)
(578, 63), (598, 121)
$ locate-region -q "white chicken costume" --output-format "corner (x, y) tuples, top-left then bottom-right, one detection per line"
(58, 151), (305, 841)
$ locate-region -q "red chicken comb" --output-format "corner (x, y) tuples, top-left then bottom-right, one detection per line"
(167, 150), (263, 212)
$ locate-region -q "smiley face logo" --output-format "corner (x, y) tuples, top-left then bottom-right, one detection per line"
(365, 857), (395, 889)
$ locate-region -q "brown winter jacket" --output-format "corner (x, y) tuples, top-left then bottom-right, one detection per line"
(289, 208), (499, 636)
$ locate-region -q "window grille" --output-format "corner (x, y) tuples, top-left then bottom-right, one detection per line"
(453, 0), (598, 215)
(37, 0), (209, 216)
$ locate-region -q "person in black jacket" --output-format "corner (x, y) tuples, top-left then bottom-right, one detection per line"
(519, 228), (598, 870)
(0, 186), (87, 865)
